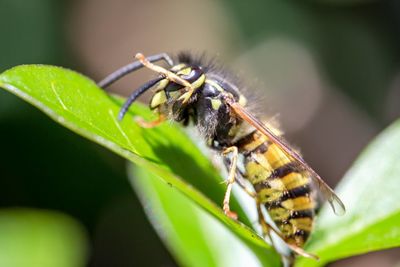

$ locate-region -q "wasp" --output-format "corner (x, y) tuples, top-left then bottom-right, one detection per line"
(98, 52), (345, 261)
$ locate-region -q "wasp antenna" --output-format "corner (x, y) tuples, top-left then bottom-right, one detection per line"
(118, 77), (163, 121)
(98, 53), (173, 88)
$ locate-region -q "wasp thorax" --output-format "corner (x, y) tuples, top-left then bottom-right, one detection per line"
(192, 81), (240, 145)
(202, 82), (220, 97)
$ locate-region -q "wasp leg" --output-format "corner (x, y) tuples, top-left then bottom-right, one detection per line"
(256, 201), (295, 266)
(222, 146), (239, 219)
(256, 200), (318, 259)
(231, 172), (316, 261)
(135, 114), (166, 128)
(236, 176), (292, 262)
(255, 200), (279, 249)
(177, 87), (196, 104)
(234, 172), (257, 198)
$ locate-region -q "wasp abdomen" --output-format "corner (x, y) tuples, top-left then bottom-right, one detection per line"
(236, 131), (316, 247)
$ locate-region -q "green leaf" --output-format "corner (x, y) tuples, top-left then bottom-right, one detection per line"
(0, 208), (88, 267)
(296, 119), (400, 267)
(0, 65), (275, 259)
(130, 165), (280, 267)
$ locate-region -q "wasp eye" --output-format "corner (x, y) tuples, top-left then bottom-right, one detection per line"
(202, 83), (219, 97)
(181, 66), (203, 83)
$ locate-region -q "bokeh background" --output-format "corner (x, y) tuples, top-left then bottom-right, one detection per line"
(1, 0), (400, 266)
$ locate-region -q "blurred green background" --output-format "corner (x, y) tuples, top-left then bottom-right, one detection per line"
(1, 0), (400, 266)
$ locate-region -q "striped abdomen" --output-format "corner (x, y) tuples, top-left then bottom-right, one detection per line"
(237, 131), (317, 247)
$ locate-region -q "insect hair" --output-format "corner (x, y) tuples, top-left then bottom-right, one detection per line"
(176, 51), (272, 124)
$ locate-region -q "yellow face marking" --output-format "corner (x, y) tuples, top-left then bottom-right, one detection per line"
(281, 173), (310, 190)
(245, 161), (272, 184)
(156, 79), (169, 90)
(266, 143), (292, 169)
(281, 196), (315, 211)
(150, 90), (167, 108)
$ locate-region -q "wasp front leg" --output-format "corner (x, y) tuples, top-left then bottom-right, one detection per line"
(135, 114), (166, 128)
(255, 200), (318, 260)
(222, 146), (239, 219)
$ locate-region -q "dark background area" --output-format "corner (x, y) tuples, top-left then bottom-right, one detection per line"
(1, 0), (400, 266)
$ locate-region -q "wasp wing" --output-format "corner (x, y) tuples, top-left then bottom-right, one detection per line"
(228, 101), (345, 216)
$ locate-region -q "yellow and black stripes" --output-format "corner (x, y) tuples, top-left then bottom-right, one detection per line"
(99, 51), (332, 258)
(236, 130), (316, 247)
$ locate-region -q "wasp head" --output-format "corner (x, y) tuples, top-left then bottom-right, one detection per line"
(150, 64), (205, 120)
